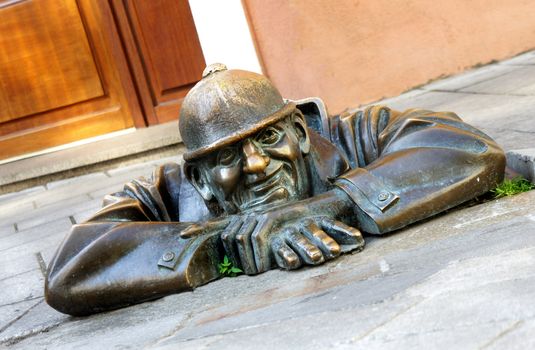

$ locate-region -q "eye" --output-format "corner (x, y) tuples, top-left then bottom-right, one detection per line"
(217, 147), (237, 166)
(256, 127), (281, 145)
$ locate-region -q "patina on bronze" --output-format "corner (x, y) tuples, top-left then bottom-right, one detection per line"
(45, 64), (506, 316)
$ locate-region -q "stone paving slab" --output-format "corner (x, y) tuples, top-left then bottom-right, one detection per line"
(422, 64), (516, 92)
(0, 186), (46, 205)
(499, 50), (535, 66)
(1, 190), (534, 349)
(460, 65), (535, 95)
(506, 149), (535, 182)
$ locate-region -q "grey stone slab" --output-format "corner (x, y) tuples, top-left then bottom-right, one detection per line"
(0, 301), (68, 345)
(506, 148), (535, 182)
(0, 218), (71, 263)
(16, 197), (100, 232)
(0, 235), (68, 271)
(0, 186), (45, 206)
(0, 299), (42, 335)
(422, 64), (516, 92)
(486, 319), (535, 350)
(39, 246), (59, 268)
(499, 50), (535, 66)
(0, 201), (35, 227)
(4, 298), (190, 349)
(351, 321), (514, 350)
(0, 269), (44, 307)
(0, 224), (15, 238)
(351, 253), (535, 348)
(0, 251), (43, 281)
(45, 172), (108, 190)
(105, 162), (158, 177)
(88, 160), (182, 200)
(1, 174), (107, 213)
(87, 184), (125, 201)
(34, 189), (90, 209)
(155, 297), (423, 350)
(2, 195), (94, 229)
(460, 65), (535, 95)
(3, 170), (139, 215)
(72, 208), (100, 225)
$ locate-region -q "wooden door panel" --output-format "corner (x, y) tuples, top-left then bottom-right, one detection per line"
(0, 0), (142, 160)
(113, 0), (205, 124)
(0, 0), (104, 122)
(130, 0), (204, 93)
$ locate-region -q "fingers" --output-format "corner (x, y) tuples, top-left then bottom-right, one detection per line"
(320, 218), (365, 253)
(301, 220), (341, 260)
(251, 216), (275, 273)
(180, 217), (230, 238)
(271, 236), (301, 270)
(234, 217), (258, 275)
(220, 217), (245, 268)
(285, 228), (324, 265)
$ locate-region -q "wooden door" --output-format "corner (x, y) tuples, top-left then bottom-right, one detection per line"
(112, 0), (206, 125)
(0, 0), (142, 161)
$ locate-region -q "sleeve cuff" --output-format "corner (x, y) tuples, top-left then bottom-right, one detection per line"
(334, 168), (399, 216)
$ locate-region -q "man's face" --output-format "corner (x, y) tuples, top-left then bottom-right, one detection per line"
(188, 113), (310, 214)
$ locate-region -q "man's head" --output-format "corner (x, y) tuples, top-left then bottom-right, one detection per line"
(180, 64), (311, 214)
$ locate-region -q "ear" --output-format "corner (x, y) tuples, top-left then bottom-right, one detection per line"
(292, 111), (310, 155)
(184, 162), (213, 201)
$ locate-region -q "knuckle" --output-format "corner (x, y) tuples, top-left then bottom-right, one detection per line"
(235, 233), (246, 243)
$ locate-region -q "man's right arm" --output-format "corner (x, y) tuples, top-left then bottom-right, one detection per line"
(45, 163), (223, 316)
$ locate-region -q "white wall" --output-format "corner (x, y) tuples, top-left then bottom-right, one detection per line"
(189, 0), (262, 73)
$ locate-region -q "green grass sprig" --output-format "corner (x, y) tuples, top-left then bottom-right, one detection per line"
(218, 255), (243, 277)
(491, 177), (534, 198)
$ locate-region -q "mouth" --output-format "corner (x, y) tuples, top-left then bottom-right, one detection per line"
(246, 164), (283, 189)
(237, 164), (295, 211)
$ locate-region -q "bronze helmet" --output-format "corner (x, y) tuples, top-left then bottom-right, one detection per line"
(179, 63), (296, 161)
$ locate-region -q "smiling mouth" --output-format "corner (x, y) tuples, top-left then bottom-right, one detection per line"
(246, 164), (283, 191)
(237, 164), (295, 210)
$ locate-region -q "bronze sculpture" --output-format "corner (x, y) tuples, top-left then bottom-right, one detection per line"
(45, 64), (505, 315)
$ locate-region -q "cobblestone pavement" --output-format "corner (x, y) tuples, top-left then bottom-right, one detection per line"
(1, 51), (534, 349)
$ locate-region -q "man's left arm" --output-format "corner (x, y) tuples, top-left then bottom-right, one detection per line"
(331, 106), (506, 234)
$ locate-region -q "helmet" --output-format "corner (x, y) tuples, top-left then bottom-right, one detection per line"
(179, 63), (295, 161)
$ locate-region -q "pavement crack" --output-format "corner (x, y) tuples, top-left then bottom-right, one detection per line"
(349, 298), (425, 344)
(0, 268), (40, 283)
(0, 299), (43, 335)
(35, 252), (48, 277)
(0, 296), (42, 308)
(478, 320), (524, 349)
(0, 321), (62, 346)
(148, 311), (195, 348)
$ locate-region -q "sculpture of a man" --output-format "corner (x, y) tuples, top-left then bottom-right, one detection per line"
(45, 64), (505, 315)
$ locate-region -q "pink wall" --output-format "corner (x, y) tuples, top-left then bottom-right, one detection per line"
(244, 0), (535, 114)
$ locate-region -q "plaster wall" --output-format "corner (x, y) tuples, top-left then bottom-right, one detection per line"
(189, 0), (261, 73)
(243, 0), (535, 113)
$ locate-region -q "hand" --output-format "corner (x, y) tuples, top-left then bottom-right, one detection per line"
(180, 188), (364, 275)
(270, 216), (365, 270)
(218, 189), (365, 274)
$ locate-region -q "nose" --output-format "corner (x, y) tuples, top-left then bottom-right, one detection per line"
(242, 139), (270, 174)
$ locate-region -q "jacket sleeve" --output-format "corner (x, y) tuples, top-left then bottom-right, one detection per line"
(45, 163), (221, 316)
(330, 106), (506, 234)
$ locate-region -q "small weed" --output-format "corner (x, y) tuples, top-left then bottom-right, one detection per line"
(218, 255), (243, 277)
(491, 177), (535, 198)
